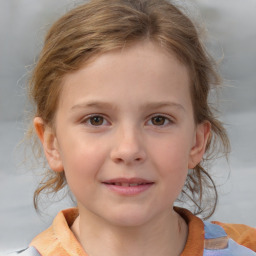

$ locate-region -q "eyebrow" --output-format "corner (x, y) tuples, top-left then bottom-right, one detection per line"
(141, 102), (185, 112)
(71, 101), (117, 111)
(71, 101), (185, 112)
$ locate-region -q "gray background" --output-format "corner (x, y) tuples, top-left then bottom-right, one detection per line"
(1, 0), (256, 253)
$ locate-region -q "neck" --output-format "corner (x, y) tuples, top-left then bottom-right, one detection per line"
(71, 207), (188, 256)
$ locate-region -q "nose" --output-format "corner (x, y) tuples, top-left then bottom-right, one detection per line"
(110, 125), (146, 165)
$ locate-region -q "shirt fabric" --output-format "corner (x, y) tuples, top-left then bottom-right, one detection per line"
(26, 207), (256, 256)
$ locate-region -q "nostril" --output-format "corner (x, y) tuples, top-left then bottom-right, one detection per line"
(113, 157), (124, 164)
(110, 144), (146, 165)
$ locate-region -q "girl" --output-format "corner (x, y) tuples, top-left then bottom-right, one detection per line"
(15, 0), (256, 255)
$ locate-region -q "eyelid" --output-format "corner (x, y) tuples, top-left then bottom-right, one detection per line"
(146, 113), (174, 126)
(81, 114), (111, 126)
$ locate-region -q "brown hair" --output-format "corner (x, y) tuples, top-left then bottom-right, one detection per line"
(28, 0), (230, 218)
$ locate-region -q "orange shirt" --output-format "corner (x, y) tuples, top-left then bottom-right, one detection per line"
(30, 208), (256, 256)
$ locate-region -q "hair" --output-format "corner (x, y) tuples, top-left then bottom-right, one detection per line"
(28, 0), (230, 218)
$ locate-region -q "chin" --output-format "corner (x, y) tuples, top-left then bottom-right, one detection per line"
(103, 209), (157, 228)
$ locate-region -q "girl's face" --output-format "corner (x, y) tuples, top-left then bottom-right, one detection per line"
(36, 41), (209, 227)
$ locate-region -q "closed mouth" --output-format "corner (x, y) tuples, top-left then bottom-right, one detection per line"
(103, 182), (152, 187)
(102, 178), (154, 195)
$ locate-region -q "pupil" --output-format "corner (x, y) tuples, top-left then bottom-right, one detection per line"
(153, 116), (165, 125)
(91, 116), (103, 125)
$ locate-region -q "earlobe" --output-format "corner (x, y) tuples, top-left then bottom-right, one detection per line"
(34, 117), (64, 172)
(188, 121), (211, 169)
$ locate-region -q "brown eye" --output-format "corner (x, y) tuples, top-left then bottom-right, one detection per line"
(89, 116), (104, 126)
(151, 116), (167, 126)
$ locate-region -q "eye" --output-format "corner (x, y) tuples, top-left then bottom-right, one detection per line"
(147, 115), (172, 126)
(83, 115), (109, 126)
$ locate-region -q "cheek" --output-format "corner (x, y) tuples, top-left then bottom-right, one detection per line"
(152, 135), (192, 170)
(58, 135), (109, 188)
(62, 146), (107, 204)
(149, 135), (191, 193)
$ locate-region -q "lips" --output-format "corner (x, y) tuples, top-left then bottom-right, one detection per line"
(102, 178), (154, 186)
(102, 178), (154, 196)
(107, 182), (148, 187)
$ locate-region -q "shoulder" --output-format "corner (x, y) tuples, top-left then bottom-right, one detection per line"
(203, 221), (256, 255)
(169, 207), (256, 255)
(2, 247), (41, 256)
(212, 221), (256, 252)
(29, 208), (86, 256)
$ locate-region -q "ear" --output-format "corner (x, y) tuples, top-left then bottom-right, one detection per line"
(34, 117), (64, 172)
(188, 121), (211, 169)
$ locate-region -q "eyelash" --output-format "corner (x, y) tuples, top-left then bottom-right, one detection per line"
(81, 114), (174, 127)
(147, 114), (173, 127)
(82, 115), (109, 127)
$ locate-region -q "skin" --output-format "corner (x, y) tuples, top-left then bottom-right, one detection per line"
(34, 41), (210, 256)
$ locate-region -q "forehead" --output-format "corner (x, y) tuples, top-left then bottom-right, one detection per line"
(59, 41), (192, 110)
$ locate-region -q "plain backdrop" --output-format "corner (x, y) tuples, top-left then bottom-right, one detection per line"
(0, 0), (256, 253)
